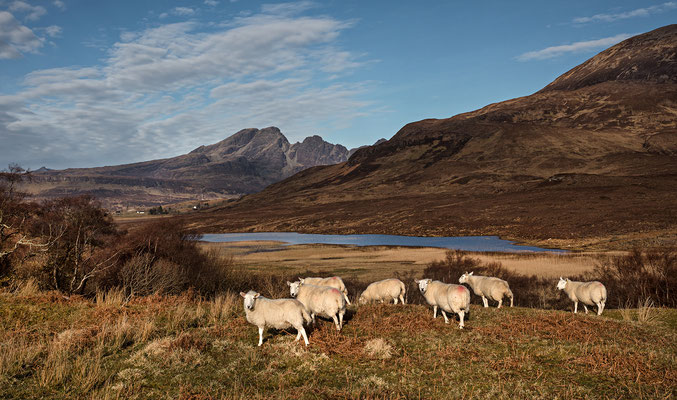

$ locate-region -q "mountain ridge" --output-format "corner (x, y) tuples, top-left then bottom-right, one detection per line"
(25, 127), (355, 208)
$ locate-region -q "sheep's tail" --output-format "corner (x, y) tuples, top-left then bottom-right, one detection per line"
(301, 306), (312, 325)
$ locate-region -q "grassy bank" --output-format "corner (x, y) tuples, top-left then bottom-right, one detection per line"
(1, 287), (675, 399)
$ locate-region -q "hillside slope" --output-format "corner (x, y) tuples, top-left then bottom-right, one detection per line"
(186, 25), (677, 249)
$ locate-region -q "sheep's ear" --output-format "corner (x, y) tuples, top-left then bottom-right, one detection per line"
(254, 293), (260, 298)
(469, 271), (474, 276)
(414, 279), (419, 283)
(286, 281), (292, 286)
(299, 278), (305, 283)
(240, 292), (247, 298)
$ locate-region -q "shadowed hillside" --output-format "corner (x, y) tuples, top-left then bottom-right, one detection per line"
(184, 25), (677, 250)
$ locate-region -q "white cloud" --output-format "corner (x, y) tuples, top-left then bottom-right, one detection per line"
(0, 11), (43, 59)
(573, 2), (676, 24)
(516, 33), (632, 61)
(172, 7), (195, 16)
(53, 0), (66, 11)
(261, 1), (316, 16)
(0, 9), (373, 169)
(204, 0), (219, 6)
(44, 25), (62, 37)
(9, 1), (47, 21)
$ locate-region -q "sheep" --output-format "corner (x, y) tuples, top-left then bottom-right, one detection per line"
(358, 278), (406, 305)
(557, 277), (607, 315)
(240, 290), (311, 347)
(287, 279), (347, 331)
(299, 276), (351, 305)
(458, 271), (514, 308)
(414, 279), (470, 329)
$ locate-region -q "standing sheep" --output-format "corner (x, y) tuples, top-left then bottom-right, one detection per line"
(358, 278), (406, 305)
(240, 290), (311, 347)
(287, 280), (347, 331)
(459, 272), (514, 308)
(300, 276), (351, 305)
(415, 279), (470, 329)
(557, 278), (607, 315)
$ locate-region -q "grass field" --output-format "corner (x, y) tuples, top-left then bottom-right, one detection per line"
(198, 241), (602, 281)
(1, 286), (675, 399)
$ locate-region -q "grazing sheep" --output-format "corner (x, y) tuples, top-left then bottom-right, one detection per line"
(300, 276), (351, 305)
(240, 290), (311, 347)
(557, 278), (607, 315)
(414, 279), (470, 329)
(358, 278), (406, 305)
(287, 280), (347, 331)
(459, 271), (514, 308)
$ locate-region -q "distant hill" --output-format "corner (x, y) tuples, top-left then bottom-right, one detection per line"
(185, 25), (677, 250)
(25, 127), (351, 208)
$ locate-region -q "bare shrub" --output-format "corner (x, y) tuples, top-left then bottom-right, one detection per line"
(209, 292), (240, 324)
(364, 338), (392, 359)
(13, 277), (41, 296)
(594, 248), (676, 308)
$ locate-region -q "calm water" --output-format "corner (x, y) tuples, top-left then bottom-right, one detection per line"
(200, 232), (565, 253)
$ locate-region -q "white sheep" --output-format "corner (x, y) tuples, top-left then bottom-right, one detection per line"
(240, 290), (311, 346)
(458, 271), (514, 308)
(299, 276), (351, 305)
(557, 277), (607, 315)
(287, 279), (347, 331)
(358, 278), (406, 305)
(414, 279), (470, 329)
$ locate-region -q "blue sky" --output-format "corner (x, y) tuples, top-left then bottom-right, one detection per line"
(1, 0), (675, 169)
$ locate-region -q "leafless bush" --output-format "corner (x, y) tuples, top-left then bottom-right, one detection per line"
(594, 248), (676, 308)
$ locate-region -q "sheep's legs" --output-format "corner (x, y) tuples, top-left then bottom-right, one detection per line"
(399, 294), (405, 304)
(596, 302), (603, 316)
(393, 298), (398, 304)
(311, 313), (316, 324)
(332, 314), (341, 331)
(510, 296), (514, 307)
(574, 302), (578, 314)
(482, 296), (488, 308)
(433, 305), (438, 319)
(257, 327), (264, 347)
(583, 305), (589, 314)
(458, 311), (465, 329)
(339, 310), (344, 330)
(295, 326), (309, 346)
(497, 299), (503, 309)
(344, 293), (351, 305)
(441, 310), (449, 324)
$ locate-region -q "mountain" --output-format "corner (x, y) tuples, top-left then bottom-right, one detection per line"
(26, 127), (351, 208)
(187, 25), (677, 249)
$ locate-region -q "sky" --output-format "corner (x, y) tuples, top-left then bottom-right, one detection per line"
(0, 1), (675, 170)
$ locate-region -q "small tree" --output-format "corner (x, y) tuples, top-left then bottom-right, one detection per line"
(32, 195), (119, 295)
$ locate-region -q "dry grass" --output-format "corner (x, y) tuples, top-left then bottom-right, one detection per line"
(13, 278), (41, 296)
(199, 241), (601, 281)
(1, 288), (675, 399)
(96, 287), (127, 308)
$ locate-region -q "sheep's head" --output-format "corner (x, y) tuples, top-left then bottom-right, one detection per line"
(358, 294), (367, 305)
(287, 280), (301, 297)
(414, 279), (432, 294)
(240, 290), (260, 310)
(556, 277), (567, 290)
(459, 271), (473, 284)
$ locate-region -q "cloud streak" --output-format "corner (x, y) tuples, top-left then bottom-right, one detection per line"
(516, 33), (632, 61)
(0, 4), (374, 169)
(0, 11), (43, 59)
(573, 2), (676, 24)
